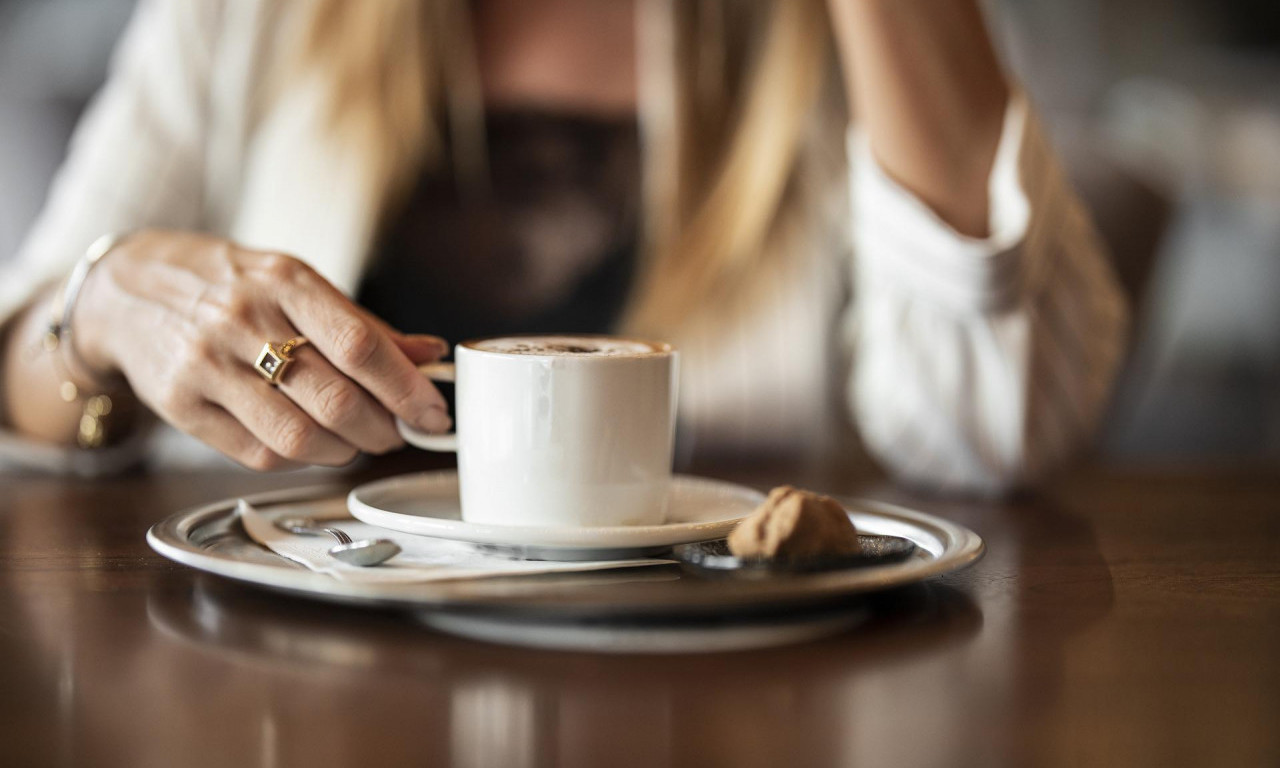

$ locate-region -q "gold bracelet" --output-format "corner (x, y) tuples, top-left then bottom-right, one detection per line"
(43, 340), (115, 449)
(43, 233), (130, 449)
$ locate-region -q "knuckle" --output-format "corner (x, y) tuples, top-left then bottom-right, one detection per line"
(257, 252), (306, 287)
(261, 252), (298, 278)
(272, 416), (317, 460)
(175, 338), (218, 374)
(331, 319), (379, 369)
(192, 336), (218, 363)
(193, 283), (255, 336)
(221, 288), (256, 326)
(313, 377), (361, 426)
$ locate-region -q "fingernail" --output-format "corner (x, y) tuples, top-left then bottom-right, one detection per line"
(417, 405), (452, 433)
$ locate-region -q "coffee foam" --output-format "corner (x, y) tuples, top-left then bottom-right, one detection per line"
(471, 336), (661, 357)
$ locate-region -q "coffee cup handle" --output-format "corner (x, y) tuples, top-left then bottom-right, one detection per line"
(395, 362), (458, 452)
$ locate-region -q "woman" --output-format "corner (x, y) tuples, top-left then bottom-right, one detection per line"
(0, 0), (1127, 492)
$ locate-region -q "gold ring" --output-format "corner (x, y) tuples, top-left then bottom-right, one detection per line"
(254, 336), (309, 386)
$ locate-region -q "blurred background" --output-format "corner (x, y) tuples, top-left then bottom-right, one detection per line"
(2, 0), (1278, 465)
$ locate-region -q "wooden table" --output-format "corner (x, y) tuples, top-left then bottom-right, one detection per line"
(1, 457), (1276, 767)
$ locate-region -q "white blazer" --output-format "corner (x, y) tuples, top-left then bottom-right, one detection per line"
(0, 0), (1128, 492)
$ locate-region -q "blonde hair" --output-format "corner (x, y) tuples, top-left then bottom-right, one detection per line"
(297, 0), (838, 339)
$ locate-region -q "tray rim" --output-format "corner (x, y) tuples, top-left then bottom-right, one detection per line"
(147, 479), (985, 618)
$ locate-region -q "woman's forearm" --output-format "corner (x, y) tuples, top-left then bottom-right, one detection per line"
(828, 0), (1009, 237)
(0, 292), (108, 444)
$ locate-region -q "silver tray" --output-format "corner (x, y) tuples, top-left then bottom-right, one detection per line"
(147, 483), (984, 621)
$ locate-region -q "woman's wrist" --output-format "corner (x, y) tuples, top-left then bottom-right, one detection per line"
(22, 233), (139, 448)
(67, 235), (136, 380)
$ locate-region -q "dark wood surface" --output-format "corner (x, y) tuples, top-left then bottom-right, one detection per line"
(1, 456), (1277, 768)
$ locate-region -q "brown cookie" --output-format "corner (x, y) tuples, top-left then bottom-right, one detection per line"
(727, 486), (861, 561)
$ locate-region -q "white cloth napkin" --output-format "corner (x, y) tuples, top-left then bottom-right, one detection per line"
(237, 498), (670, 584)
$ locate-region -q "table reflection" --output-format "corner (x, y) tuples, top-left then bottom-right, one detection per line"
(137, 577), (983, 767)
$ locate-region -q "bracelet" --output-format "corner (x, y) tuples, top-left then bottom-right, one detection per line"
(43, 233), (130, 448)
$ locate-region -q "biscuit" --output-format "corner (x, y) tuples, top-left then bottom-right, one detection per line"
(727, 486), (861, 560)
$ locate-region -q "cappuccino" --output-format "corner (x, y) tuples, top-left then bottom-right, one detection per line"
(399, 334), (679, 527)
(468, 335), (663, 357)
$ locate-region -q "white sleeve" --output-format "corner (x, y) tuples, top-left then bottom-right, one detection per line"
(847, 93), (1129, 494)
(0, 0), (222, 474)
(0, 0), (219, 324)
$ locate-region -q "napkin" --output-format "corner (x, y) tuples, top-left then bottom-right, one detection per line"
(237, 499), (670, 584)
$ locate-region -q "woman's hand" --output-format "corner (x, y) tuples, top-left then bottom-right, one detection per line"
(73, 230), (451, 470)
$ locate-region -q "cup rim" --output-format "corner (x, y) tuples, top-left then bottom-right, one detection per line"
(456, 333), (676, 359)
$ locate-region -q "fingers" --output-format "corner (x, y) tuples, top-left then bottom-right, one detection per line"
(360, 309), (450, 364)
(207, 369), (359, 467)
(276, 346), (404, 454)
(199, 298), (405, 456)
(391, 334), (450, 365)
(276, 271), (451, 433)
(181, 403), (300, 472)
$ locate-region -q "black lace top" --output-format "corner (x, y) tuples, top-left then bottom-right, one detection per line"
(356, 110), (641, 344)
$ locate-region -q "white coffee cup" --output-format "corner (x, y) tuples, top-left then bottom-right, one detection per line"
(396, 335), (679, 528)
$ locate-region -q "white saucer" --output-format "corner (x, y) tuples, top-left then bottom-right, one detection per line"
(347, 471), (764, 559)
